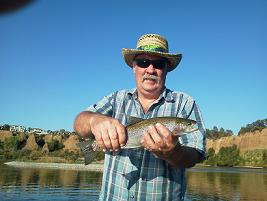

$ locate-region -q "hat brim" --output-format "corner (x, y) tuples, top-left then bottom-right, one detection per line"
(122, 48), (182, 72)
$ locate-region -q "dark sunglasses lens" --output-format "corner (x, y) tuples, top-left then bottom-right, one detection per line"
(152, 60), (166, 69)
(135, 59), (150, 68)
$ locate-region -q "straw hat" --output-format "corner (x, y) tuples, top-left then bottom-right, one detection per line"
(122, 34), (182, 72)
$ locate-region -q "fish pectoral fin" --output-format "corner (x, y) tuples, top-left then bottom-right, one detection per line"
(127, 116), (144, 125)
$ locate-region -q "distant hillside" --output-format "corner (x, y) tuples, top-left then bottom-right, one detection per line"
(0, 131), (81, 152)
(1, 128), (267, 154)
(206, 128), (267, 153)
(1, 126), (267, 166)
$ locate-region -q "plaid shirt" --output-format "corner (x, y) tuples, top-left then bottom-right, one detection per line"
(87, 88), (206, 201)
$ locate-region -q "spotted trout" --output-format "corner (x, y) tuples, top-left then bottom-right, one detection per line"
(77, 116), (198, 165)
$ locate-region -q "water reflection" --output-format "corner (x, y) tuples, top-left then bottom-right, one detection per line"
(186, 167), (267, 201)
(0, 164), (102, 188)
(0, 161), (102, 201)
(0, 161), (267, 201)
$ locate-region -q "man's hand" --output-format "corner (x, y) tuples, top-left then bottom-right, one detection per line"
(90, 115), (127, 151)
(140, 123), (180, 159)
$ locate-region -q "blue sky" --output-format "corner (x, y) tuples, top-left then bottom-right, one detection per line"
(0, 1), (266, 134)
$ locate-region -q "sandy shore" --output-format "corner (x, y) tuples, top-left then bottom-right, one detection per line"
(5, 161), (263, 172)
(5, 161), (104, 172)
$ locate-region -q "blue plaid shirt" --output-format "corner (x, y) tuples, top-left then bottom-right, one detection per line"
(87, 88), (206, 201)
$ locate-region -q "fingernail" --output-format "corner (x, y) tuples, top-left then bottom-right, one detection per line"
(140, 139), (144, 144)
(102, 149), (106, 152)
(156, 123), (161, 127)
(120, 144), (125, 147)
(110, 149), (113, 152)
(149, 125), (153, 129)
(115, 149), (119, 152)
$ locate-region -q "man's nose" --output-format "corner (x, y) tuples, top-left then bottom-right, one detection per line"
(146, 64), (156, 73)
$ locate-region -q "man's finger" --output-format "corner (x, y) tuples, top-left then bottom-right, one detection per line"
(108, 126), (120, 151)
(116, 124), (127, 147)
(95, 137), (105, 150)
(101, 129), (112, 150)
(143, 132), (157, 151)
(148, 125), (165, 148)
(93, 129), (106, 150)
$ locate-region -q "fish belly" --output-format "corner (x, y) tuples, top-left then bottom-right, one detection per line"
(125, 126), (147, 148)
(125, 136), (142, 148)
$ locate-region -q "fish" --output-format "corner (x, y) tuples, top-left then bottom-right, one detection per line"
(77, 116), (198, 165)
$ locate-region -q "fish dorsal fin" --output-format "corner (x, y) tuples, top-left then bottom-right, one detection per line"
(127, 116), (143, 125)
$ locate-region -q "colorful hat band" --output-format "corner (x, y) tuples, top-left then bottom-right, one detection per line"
(137, 45), (167, 53)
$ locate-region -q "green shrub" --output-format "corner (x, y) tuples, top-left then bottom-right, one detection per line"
(28, 150), (43, 160)
(204, 148), (217, 166)
(216, 145), (241, 167)
(48, 149), (64, 157)
(3, 136), (23, 151)
(94, 151), (105, 162)
(63, 150), (79, 163)
(0, 150), (17, 159)
(0, 141), (4, 150)
(17, 149), (32, 160)
(35, 135), (45, 147)
(240, 149), (267, 167)
(48, 140), (64, 152)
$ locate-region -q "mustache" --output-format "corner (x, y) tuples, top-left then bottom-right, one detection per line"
(143, 74), (160, 83)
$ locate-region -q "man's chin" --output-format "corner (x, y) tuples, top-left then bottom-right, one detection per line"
(141, 82), (163, 94)
(142, 86), (160, 93)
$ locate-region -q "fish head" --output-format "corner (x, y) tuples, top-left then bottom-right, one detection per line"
(172, 118), (198, 136)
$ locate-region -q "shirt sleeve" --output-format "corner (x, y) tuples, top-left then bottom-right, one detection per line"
(86, 92), (115, 117)
(179, 98), (206, 159)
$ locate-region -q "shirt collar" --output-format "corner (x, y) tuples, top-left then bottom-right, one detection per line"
(127, 87), (176, 102)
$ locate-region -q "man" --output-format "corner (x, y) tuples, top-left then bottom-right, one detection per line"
(74, 34), (206, 201)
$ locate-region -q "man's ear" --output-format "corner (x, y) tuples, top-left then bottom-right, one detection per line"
(133, 66), (136, 74)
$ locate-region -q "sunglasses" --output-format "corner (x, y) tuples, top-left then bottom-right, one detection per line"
(133, 58), (168, 70)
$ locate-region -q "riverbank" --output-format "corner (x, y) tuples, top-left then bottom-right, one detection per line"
(5, 161), (265, 172)
(5, 161), (104, 172)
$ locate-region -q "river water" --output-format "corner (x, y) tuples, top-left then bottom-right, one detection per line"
(0, 161), (266, 201)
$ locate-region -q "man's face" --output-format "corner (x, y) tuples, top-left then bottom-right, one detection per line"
(133, 54), (168, 96)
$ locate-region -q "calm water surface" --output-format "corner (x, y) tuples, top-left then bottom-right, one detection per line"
(0, 161), (266, 201)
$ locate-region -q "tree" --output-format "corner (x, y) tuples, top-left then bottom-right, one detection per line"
(213, 126), (219, 132)
(1, 124), (10, 131)
(206, 127), (233, 140)
(225, 129), (233, 136)
(238, 119), (267, 135)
